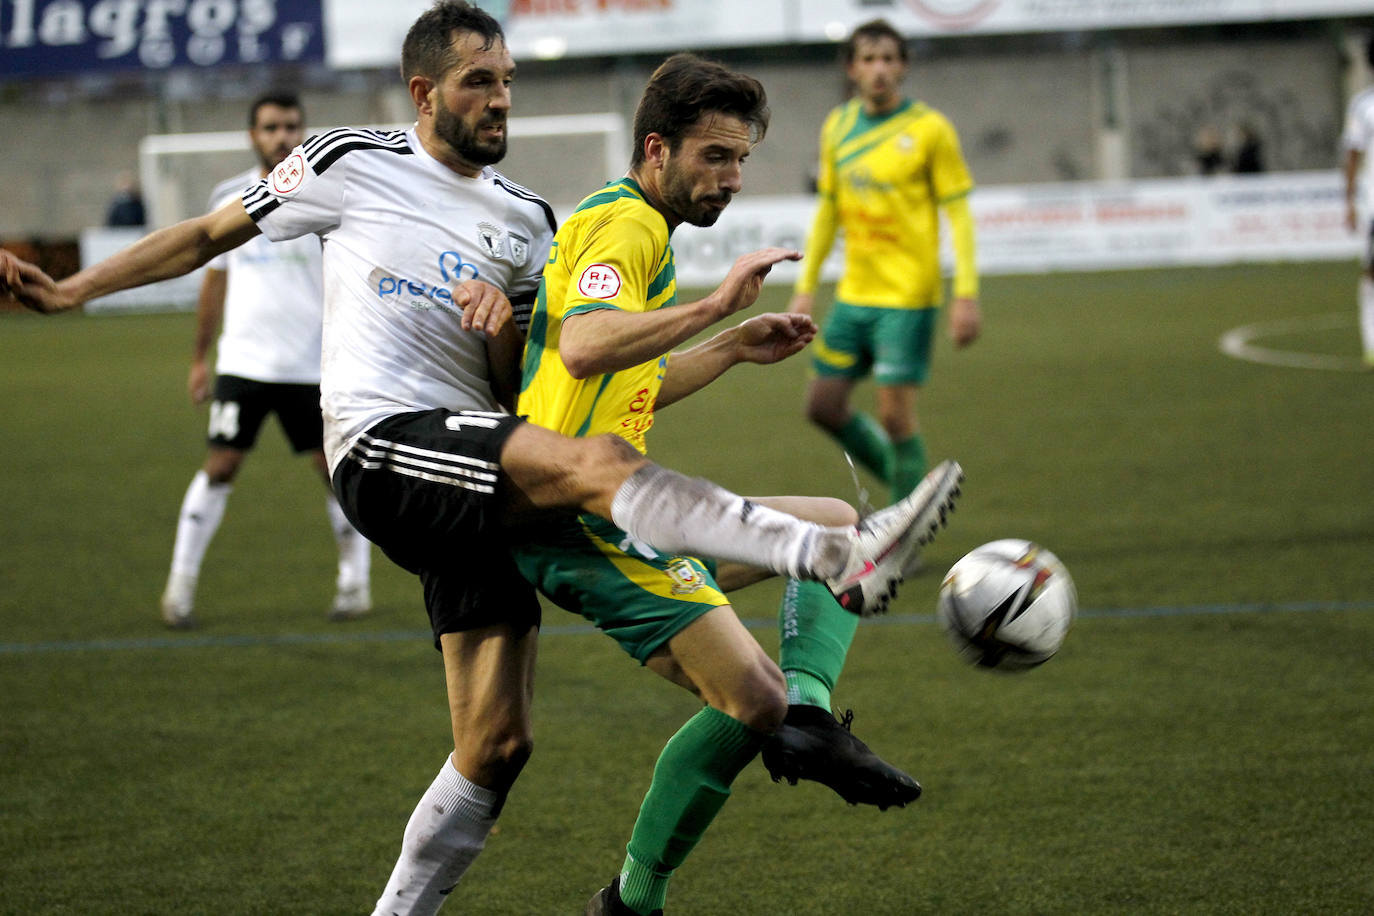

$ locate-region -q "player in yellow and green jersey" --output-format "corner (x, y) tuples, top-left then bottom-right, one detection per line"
(791, 18), (982, 517)
(515, 54), (963, 916)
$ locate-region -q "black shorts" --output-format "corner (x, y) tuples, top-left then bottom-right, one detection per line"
(331, 408), (540, 645)
(208, 374), (324, 453)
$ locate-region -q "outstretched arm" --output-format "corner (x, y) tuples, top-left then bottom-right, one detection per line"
(559, 246), (802, 379)
(1, 200), (260, 314)
(656, 311), (816, 409)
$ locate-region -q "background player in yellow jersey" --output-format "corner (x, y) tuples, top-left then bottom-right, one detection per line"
(516, 54), (962, 916)
(790, 18), (982, 511)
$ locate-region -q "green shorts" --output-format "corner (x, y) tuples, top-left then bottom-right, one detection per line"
(512, 513), (727, 663)
(812, 300), (937, 385)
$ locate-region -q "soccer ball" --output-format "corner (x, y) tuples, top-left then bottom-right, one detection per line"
(936, 539), (1077, 671)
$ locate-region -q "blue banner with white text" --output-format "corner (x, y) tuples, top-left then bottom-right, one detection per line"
(1, 0), (325, 79)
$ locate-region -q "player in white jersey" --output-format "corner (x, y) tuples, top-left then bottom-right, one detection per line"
(160, 92), (373, 630)
(1, 4), (957, 913)
(1341, 35), (1374, 368)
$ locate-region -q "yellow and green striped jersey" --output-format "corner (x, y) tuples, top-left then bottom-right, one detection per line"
(518, 178), (675, 454)
(796, 98), (976, 308)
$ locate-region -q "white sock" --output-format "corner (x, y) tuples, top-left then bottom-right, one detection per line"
(1360, 277), (1374, 360)
(169, 470), (231, 579)
(326, 496), (371, 590)
(370, 757), (500, 916)
(609, 464), (851, 580)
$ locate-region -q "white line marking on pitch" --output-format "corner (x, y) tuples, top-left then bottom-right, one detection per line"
(1218, 312), (1366, 372)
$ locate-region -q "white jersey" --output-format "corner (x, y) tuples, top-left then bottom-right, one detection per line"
(207, 168), (325, 384)
(242, 127), (556, 472)
(1343, 87), (1374, 214)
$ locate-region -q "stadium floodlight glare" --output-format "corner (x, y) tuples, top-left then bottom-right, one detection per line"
(532, 36), (568, 59)
(139, 112), (628, 229)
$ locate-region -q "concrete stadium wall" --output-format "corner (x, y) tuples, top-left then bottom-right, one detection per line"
(0, 23), (1356, 239)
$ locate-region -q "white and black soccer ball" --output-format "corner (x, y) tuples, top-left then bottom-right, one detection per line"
(936, 539), (1077, 672)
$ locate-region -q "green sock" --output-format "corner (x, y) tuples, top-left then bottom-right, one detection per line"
(891, 433), (928, 505)
(831, 412), (893, 483)
(779, 579), (859, 710)
(619, 706), (765, 915)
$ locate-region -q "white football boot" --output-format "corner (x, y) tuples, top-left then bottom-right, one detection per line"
(826, 459), (963, 617)
(160, 573), (198, 630)
(329, 583), (372, 622)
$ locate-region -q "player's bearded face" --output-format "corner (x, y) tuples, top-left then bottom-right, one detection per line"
(658, 114), (752, 228)
(435, 96), (507, 167)
(661, 158), (731, 228)
(431, 37), (514, 170)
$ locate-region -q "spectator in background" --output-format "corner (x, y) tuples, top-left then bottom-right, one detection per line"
(1193, 124), (1225, 175)
(1232, 122), (1264, 173)
(104, 173), (146, 227)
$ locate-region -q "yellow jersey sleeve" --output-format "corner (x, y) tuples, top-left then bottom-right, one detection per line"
(518, 179), (676, 453)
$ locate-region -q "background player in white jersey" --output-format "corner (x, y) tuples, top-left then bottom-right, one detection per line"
(1342, 34), (1374, 368)
(160, 91), (373, 630)
(0, 4), (950, 913)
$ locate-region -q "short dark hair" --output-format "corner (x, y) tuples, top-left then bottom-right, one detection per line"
(1366, 33), (1374, 69)
(630, 54), (769, 168)
(249, 91), (302, 127)
(844, 18), (908, 65)
(401, 0), (504, 83)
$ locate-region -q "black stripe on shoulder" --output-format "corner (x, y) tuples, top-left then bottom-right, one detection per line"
(302, 127), (406, 158)
(302, 128), (412, 176)
(313, 140), (414, 176)
(493, 174), (557, 234)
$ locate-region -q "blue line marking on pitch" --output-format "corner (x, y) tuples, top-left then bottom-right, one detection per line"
(1, 600), (1371, 655)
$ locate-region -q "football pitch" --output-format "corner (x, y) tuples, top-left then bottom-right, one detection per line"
(2, 261), (1371, 914)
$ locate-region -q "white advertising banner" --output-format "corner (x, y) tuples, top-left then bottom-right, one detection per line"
(498, 1), (790, 61)
(795, 1), (1374, 39)
(322, 0), (1374, 68)
(326, 0), (791, 68)
(82, 228), (206, 315)
(670, 170), (1357, 287)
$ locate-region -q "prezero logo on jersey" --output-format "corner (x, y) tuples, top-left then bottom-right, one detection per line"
(578, 263), (621, 300)
(439, 250), (480, 284)
(371, 251), (481, 315)
(270, 152), (306, 195)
